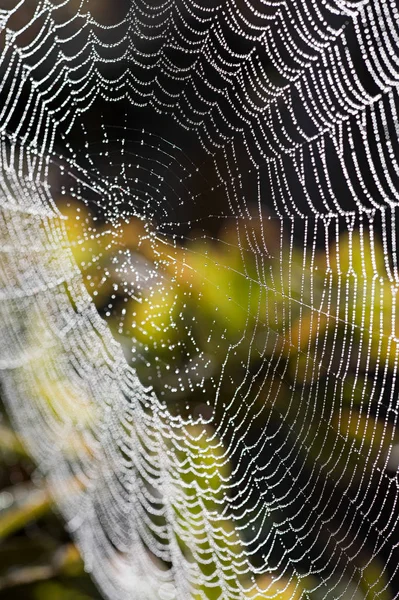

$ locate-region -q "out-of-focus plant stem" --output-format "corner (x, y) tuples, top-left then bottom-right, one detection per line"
(0, 424), (28, 457)
(0, 543), (84, 591)
(0, 484), (53, 540)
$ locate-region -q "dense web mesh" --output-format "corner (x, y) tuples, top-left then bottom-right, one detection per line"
(1, 0), (399, 598)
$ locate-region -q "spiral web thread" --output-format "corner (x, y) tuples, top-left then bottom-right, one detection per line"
(1, 0), (399, 598)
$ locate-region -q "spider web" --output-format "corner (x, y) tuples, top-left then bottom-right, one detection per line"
(0, 0), (399, 598)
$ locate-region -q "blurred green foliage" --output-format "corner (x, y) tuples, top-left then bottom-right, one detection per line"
(0, 205), (395, 598)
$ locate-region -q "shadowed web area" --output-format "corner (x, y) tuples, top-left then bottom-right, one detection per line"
(1, 0), (399, 598)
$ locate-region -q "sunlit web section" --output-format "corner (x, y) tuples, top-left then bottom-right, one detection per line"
(1, 0), (399, 599)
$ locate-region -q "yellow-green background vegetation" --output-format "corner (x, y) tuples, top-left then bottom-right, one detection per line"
(0, 203), (396, 599)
